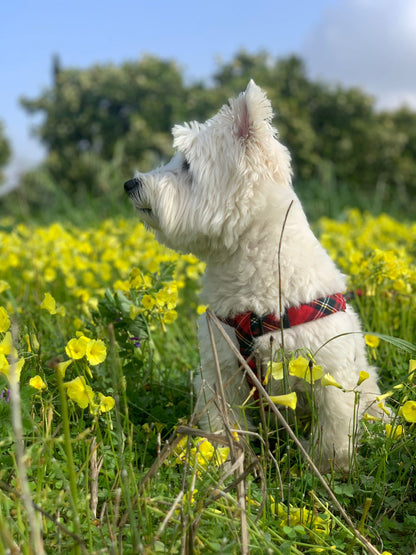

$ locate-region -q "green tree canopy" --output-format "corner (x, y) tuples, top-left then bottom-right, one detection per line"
(20, 51), (416, 209)
(0, 121), (11, 184)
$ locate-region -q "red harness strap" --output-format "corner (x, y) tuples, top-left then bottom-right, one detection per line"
(221, 293), (346, 396)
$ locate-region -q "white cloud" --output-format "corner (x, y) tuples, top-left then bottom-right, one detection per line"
(302, 0), (416, 109)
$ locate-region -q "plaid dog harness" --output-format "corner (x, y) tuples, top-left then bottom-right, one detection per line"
(221, 293), (346, 395)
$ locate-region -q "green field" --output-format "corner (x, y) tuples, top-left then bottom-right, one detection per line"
(0, 202), (415, 554)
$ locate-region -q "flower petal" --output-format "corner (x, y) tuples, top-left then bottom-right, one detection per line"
(269, 392), (297, 410)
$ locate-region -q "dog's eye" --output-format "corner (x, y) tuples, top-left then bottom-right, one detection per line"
(182, 159), (190, 173)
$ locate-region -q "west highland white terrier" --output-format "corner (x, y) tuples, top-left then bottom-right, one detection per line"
(124, 81), (386, 471)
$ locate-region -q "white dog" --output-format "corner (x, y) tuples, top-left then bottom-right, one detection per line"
(124, 81), (385, 471)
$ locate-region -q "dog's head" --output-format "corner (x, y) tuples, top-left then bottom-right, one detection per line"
(124, 80), (292, 259)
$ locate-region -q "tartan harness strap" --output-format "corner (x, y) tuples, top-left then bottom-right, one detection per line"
(220, 293), (347, 394)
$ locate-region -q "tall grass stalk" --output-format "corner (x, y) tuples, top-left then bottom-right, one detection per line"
(9, 322), (45, 555)
(55, 366), (82, 554)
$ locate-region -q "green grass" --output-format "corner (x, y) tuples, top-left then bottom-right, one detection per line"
(0, 193), (415, 554)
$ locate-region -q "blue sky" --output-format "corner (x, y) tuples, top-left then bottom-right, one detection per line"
(1, 0), (416, 188)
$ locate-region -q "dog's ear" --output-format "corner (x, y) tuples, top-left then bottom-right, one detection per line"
(230, 80), (274, 141)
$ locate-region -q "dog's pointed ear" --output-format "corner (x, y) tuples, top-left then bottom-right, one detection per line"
(231, 80), (274, 141)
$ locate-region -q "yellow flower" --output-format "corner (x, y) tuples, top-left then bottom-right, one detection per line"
(56, 359), (73, 377)
(40, 292), (57, 314)
(0, 354), (9, 377)
(357, 370), (369, 386)
(267, 361), (284, 381)
(98, 392), (115, 413)
(271, 500), (330, 536)
(363, 413), (382, 422)
(401, 400), (416, 423)
(141, 294), (155, 310)
(321, 373), (343, 389)
(365, 334), (380, 348)
(113, 279), (130, 292)
(65, 336), (89, 360)
(195, 438), (229, 468)
(0, 332), (14, 356)
(155, 289), (169, 307)
(64, 376), (94, 409)
(0, 306), (10, 333)
(289, 356), (323, 383)
(29, 375), (47, 391)
(269, 392), (297, 410)
(174, 437), (229, 469)
(376, 391), (394, 402)
(40, 292), (66, 316)
(0, 355), (24, 383)
(385, 423), (404, 439)
(377, 402), (391, 417)
(163, 310), (177, 324)
(86, 339), (107, 366)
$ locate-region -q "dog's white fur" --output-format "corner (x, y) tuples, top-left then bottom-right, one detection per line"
(125, 81), (385, 471)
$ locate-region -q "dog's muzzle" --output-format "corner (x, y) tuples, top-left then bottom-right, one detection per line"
(124, 177), (143, 195)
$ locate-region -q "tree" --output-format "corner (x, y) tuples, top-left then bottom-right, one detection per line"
(21, 55), (189, 195)
(0, 121), (11, 184)
(19, 51), (416, 212)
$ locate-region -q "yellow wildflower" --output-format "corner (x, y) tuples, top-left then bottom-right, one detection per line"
(86, 339), (107, 366)
(56, 359), (73, 377)
(376, 391), (394, 402)
(142, 294), (156, 310)
(378, 402), (391, 417)
(363, 413), (382, 422)
(0, 306), (10, 333)
(321, 373), (343, 389)
(401, 400), (416, 423)
(163, 310), (177, 324)
(64, 376), (94, 409)
(65, 336), (90, 360)
(98, 392), (115, 413)
(113, 279), (130, 292)
(155, 289), (169, 307)
(40, 292), (66, 316)
(192, 438), (230, 468)
(29, 375), (47, 391)
(0, 354), (9, 377)
(269, 392), (297, 410)
(385, 423), (404, 439)
(365, 335), (380, 348)
(289, 356), (323, 383)
(0, 356), (24, 383)
(267, 361), (284, 381)
(357, 370), (369, 386)
(174, 436), (229, 469)
(271, 499), (330, 536)
(0, 332), (14, 356)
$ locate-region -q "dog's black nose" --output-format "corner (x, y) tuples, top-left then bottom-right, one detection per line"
(124, 177), (142, 194)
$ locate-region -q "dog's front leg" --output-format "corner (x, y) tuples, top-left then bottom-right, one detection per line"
(309, 384), (360, 472)
(194, 314), (254, 432)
